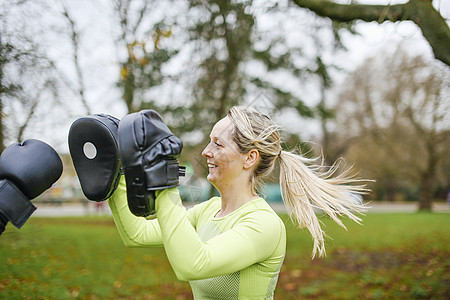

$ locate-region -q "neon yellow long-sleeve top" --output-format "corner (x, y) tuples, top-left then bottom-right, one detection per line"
(108, 177), (286, 299)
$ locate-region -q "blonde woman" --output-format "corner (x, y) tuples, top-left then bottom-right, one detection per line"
(69, 107), (368, 299)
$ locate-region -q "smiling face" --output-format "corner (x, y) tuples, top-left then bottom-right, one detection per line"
(201, 117), (247, 190)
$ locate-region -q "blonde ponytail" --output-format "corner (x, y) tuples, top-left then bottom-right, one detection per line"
(227, 106), (369, 258)
(278, 150), (368, 258)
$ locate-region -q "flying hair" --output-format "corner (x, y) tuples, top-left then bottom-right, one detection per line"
(227, 106), (369, 258)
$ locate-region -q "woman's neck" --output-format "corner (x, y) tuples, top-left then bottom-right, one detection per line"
(215, 185), (258, 218)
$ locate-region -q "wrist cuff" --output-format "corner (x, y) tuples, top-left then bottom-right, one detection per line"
(0, 179), (36, 228)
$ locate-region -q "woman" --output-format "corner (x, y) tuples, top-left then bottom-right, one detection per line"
(107, 106), (367, 299)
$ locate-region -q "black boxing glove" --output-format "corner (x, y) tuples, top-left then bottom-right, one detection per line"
(0, 139), (63, 234)
(68, 114), (121, 201)
(118, 109), (185, 217)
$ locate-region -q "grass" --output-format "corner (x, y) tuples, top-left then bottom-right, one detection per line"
(0, 213), (448, 299)
(279, 213), (449, 299)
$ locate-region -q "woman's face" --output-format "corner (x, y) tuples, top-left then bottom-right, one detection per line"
(201, 117), (246, 189)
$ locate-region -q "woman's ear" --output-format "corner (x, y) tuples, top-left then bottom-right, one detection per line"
(243, 149), (260, 170)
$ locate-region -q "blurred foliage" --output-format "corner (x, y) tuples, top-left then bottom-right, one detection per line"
(113, 0), (348, 148)
(110, 0), (351, 188)
(109, 0), (353, 184)
(0, 213), (448, 299)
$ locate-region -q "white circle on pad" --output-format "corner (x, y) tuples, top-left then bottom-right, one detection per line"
(83, 142), (97, 159)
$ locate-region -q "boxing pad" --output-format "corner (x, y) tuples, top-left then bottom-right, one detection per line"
(68, 114), (121, 201)
(0, 139), (63, 233)
(118, 109), (185, 217)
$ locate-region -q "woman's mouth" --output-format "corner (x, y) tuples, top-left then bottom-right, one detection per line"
(207, 163), (217, 169)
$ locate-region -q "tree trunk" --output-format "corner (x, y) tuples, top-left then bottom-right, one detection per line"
(418, 171), (434, 211)
(0, 99), (4, 153)
(0, 53), (4, 152)
(385, 178), (396, 202)
(318, 77), (332, 164)
(123, 59), (136, 113)
(418, 143), (439, 211)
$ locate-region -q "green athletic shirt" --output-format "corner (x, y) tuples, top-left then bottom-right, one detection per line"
(108, 177), (286, 299)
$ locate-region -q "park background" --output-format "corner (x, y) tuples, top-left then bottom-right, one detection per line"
(1, 0), (449, 299)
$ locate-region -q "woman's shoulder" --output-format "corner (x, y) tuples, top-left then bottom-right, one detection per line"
(248, 198), (282, 217)
(236, 199), (286, 244)
(238, 198), (285, 228)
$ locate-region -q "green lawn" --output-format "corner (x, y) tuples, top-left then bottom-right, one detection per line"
(0, 213), (448, 299)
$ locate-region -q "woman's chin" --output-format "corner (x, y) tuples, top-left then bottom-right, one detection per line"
(207, 172), (222, 186)
(206, 173), (215, 183)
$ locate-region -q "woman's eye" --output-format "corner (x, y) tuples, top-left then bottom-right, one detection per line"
(214, 142), (222, 147)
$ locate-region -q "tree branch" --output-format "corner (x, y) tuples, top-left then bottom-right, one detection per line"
(61, 3), (91, 114)
(291, 0), (407, 23)
(291, 0), (450, 66)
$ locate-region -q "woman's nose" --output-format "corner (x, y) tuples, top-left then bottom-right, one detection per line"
(202, 144), (212, 158)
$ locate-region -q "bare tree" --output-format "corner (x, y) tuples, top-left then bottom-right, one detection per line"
(0, 1), (94, 150)
(336, 45), (449, 210)
(0, 2), (60, 150)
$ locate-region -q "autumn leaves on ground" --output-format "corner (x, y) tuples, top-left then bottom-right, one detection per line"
(1, 213), (448, 299)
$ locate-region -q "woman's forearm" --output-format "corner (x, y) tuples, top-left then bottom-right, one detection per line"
(108, 176), (163, 247)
